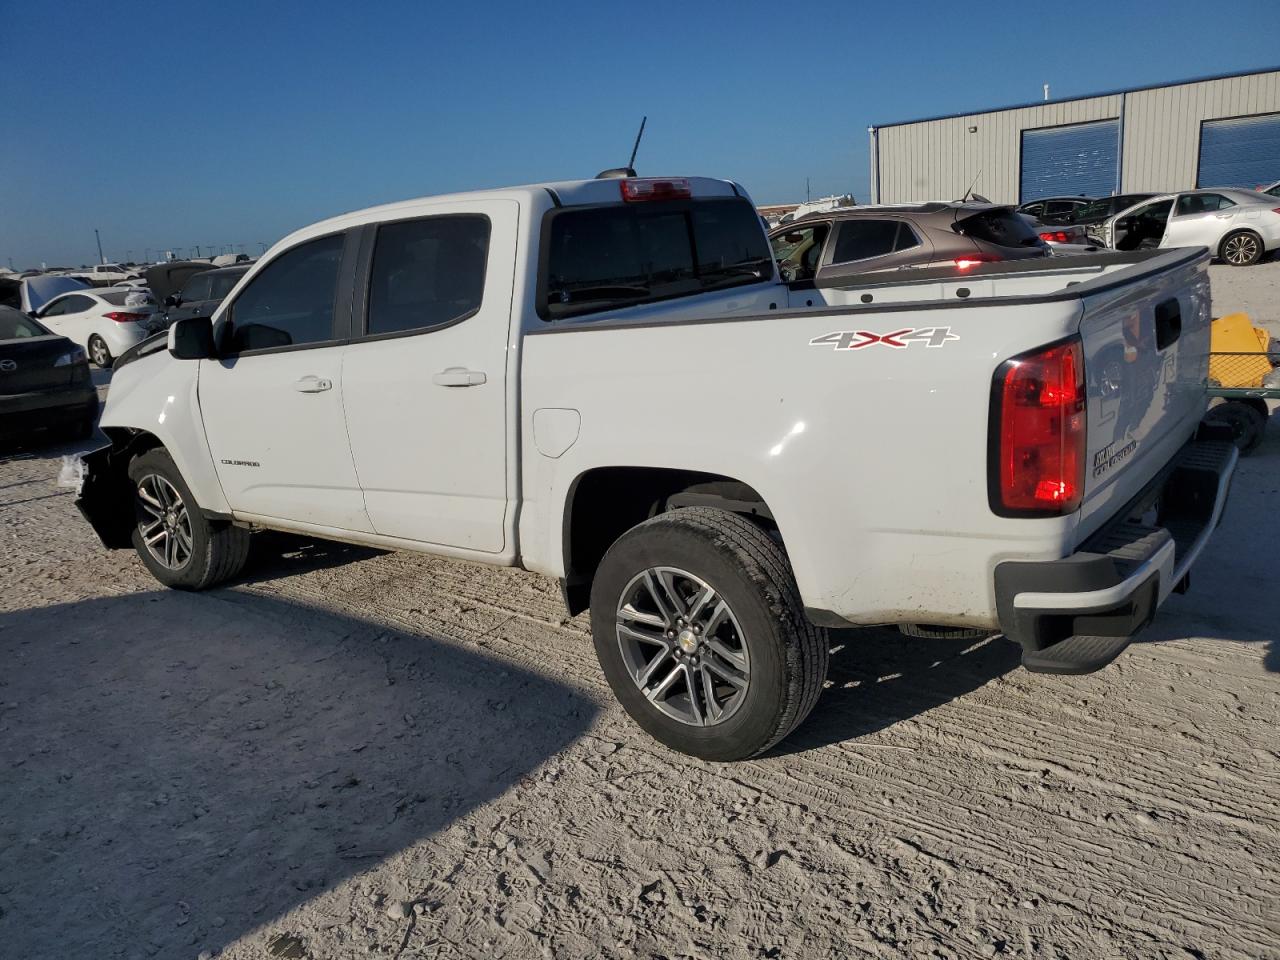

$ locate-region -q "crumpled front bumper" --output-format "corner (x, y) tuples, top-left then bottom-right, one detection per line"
(73, 443), (135, 549)
(994, 439), (1237, 674)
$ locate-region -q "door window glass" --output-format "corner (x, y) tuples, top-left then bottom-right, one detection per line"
(832, 220), (900, 263)
(366, 215), (490, 336)
(228, 234), (344, 352)
(1176, 193), (1235, 215)
(42, 294), (94, 316)
(181, 274), (212, 301)
(208, 272), (243, 300)
(770, 222), (830, 280)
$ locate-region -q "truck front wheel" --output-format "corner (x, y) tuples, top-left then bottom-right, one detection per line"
(127, 449), (251, 590)
(590, 507), (828, 761)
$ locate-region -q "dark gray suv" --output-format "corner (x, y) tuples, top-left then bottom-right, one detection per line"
(769, 203), (1049, 285)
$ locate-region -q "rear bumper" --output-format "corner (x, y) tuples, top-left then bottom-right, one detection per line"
(0, 385), (97, 433)
(994, 439), (1237, 674)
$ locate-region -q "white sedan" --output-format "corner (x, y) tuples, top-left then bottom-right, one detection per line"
(34, 288), (156, 367)
(1101, 188), (1280, 266)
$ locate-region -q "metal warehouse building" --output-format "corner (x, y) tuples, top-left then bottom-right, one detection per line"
(868, 67), (1280, 205)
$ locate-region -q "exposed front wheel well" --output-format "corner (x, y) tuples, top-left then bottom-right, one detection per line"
(560, 466), (778, 616)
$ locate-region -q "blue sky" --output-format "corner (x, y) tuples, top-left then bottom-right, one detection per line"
(3, 0), (1277, 266)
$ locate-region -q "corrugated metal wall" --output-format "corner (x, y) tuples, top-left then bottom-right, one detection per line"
(874, 70), (1280, 204)
(876, 97), (1122, 203)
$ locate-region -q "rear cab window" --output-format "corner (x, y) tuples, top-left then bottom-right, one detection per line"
(540, 198), (772, 320)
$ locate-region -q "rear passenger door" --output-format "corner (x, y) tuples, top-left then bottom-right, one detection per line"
(340, 200), (518, 554)
(818, 219), (931, 282)
(37, 294), (97, 349)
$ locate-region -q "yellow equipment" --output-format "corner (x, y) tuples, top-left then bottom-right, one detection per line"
(1209, 312), (1272, 388)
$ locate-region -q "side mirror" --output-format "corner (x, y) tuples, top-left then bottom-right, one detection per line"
(164, 294), (181, 307)
(168, 316), (215, 360)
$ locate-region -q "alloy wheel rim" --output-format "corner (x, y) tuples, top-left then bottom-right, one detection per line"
(91, 340), (107, 364)
(136, 474), (193, 570)
(615, 566), (750, 726)
(1226, 235), (1257, 265)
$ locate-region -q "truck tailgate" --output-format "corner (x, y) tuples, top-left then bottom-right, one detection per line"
(1076, 250), (1211, 539)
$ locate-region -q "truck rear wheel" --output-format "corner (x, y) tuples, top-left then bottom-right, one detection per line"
(127, 449), (251, 589)
(589, 507), (828, 761)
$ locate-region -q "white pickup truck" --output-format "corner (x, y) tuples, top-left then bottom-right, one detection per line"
(75, 175), (1236, 760)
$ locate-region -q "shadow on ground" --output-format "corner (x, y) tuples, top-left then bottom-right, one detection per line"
(0, 590), (598, 958)
(770, 627), (1021, 755)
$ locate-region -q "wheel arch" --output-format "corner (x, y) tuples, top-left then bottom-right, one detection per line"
(558, 465), (781, 616)
(1219, 227), (1264, 264)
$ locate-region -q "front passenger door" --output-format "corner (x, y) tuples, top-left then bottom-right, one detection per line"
(199, 232), (373, 532)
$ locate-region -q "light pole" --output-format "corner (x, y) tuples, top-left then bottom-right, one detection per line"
(94, 228), (105, 264)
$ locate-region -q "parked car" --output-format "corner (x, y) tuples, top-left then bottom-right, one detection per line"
(1069, 193), (1159, 241)
(0, 305), (97, 441)
(0, 273), (91, 315)
(70, 263), (142, 287)
(1100, 189), (1280, 265)
(1018, 215), (1094, 252)
(148, 264), (251, 334)
(33, 288), (156, 367)
(72, 175), (1233, 761)
(1258, 179), (1280, 199)
(1016, 196), (1092, 224)
(769, 202), (1048, 284)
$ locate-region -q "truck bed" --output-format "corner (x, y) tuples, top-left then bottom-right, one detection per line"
(519, 248), (1211, 629)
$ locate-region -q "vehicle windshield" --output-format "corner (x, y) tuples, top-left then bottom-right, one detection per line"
(0, 306), (46, 340)
(542, 198), (772, 320)
(1077, 198), (1116, 219)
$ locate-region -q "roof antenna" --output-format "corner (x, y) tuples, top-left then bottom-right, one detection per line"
(959, 168), (983, 203)
(596, 116), (646, 179)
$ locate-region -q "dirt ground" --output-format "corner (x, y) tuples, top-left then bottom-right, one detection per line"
(2, 263), (1278, 960)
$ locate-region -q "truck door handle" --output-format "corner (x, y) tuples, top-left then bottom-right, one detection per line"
(433, 367), (486, 387)
(294, 375), (332, 393)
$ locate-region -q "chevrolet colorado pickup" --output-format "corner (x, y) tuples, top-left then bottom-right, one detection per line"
(75, 175), (1236, 760)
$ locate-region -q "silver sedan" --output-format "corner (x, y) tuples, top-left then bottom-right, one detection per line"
(1100, 188), (1280, 265)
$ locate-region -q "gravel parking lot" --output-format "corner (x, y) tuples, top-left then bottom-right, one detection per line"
(2, 261), (1277, 960)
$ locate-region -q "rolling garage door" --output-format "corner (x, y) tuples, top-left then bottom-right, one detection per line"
(1197, 113), (1280, 188)
(1020, 119), (1119, 202)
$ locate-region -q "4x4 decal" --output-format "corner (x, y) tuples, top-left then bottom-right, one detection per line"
(809, 327), (960, 350)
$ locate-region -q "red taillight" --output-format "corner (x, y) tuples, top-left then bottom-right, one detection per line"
(992, 339), (1086, 515)
(1039, 230), (1074, 243)
(619, 178), (692, 202)
(954, 253), (1002, 271)
(1272, 207), (1280, 215)
(104, 311), (148, 323)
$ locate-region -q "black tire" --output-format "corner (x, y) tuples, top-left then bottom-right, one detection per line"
(127, 448), (251, 589)
(88, 335), (112, 368)
(589, 507), (828, 761)
(1206, 400), (1267, 454)
(1219, 230), (1264, 267)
